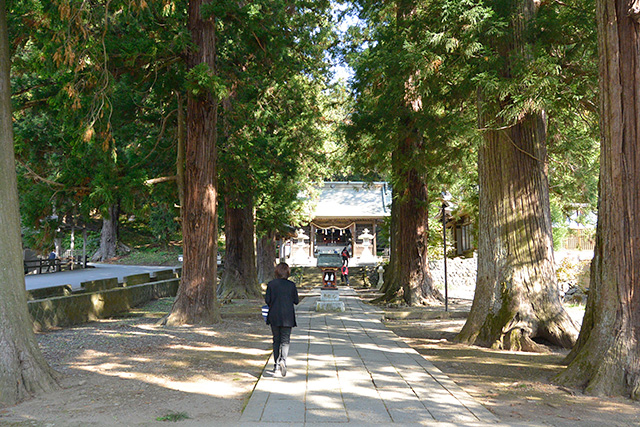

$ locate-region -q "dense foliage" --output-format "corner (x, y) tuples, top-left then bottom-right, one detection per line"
(8, 0), (336, 256)
(9, 0), (188, 252)
(8, 0), (598, 255)
(341, 0), (597, 242)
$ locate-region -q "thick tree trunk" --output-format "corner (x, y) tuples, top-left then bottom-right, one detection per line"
(54, 237), (62, 259)
(456, 0), (578, 351)
(218, 194), (261, 299)
(167, 0), (221, 325)
(0, 3), (60, 403)
(378, 196), (401, 298)
(556, 0), (640, 399)
(375, 135), (439, 305)
(176, 91), (185, 214)
(92, 203), (119, 262)
(372, 1), (439, 305)
(257, 232), (277, 285)
(457, 113), (578, 351)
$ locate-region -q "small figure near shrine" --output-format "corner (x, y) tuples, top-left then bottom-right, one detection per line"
(377, 264), (385, 288)
(341, 245), (350, 266)
(341, 264), (349, 285)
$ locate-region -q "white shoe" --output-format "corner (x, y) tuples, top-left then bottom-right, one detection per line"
(279, 360), (287, 377)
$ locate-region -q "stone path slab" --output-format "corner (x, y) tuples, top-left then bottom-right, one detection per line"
(240, 287), (499, 426)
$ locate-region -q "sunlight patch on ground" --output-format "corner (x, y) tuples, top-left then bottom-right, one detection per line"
(73, 363), (258, 398)
(564, 305), (586, 325)
(179, 327), (221, 337)
(94, 328), (166, 338)
(168, 344), (269, 356)
(133, 373), (255, 397)
(354, 343), (408, 354)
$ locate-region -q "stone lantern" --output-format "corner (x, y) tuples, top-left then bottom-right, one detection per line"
(291, 229), (310, 265)
(358, 228), (376, 264)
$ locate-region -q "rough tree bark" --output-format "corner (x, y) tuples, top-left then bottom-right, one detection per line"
(373, 0), (440, 305)
(91, 203), (119, 262)
(257, 232), (277, 285)
(375, 136), (439, 305)
(555, 0), (640, 399)
(456, 0), (578, 351)
(176, 91), (185, 214)
(0, 2), (60, 403)
(378, 196), (400, 297)
(166, 0), (221, 325)
(218, 194), (261, 299)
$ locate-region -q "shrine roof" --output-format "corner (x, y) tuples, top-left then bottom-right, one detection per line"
(307, 182), (391, 219)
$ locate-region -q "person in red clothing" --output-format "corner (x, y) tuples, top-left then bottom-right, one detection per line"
(341, 264), (349, 285)
(341, 245), (350, 266)
(265, 262), (299, 377)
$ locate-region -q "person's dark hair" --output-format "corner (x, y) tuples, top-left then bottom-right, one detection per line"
(274, 262), (291, 279)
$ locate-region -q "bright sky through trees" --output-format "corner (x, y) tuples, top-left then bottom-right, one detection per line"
(330, 2), (356, 82)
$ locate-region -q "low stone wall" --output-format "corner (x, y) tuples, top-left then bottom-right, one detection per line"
(429, 255), (478, 289)
(29, 278), (179, 331)
(429, 253), (592, 300)
(123, 272), (151, 286)
(81, 277), (119, 292)
(292, 266), (371, 287)
(152, 269), (177, 281)
(27, 284), (73, 301)
(289, 255), (583, 292)
(290, 266), (320, 286)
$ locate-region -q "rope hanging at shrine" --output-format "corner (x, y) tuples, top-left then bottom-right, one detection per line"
(310, 221), (357, 231)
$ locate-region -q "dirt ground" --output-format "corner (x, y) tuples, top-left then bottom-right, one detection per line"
(0, 298), (273, 426)
(374, 292), (640, 427)
(1, 289), (640, 426)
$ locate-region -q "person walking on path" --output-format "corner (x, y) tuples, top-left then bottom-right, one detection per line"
(265, 262), (299, 377)
(341, 264), (349, 285)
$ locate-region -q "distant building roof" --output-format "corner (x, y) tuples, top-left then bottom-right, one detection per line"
(307, 182), (391, 220)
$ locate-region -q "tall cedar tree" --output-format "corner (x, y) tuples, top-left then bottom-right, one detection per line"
(374, 1), (436, 305)
(347, 0), (479, 304)
(0, 0), (60, 404)
(216, 0), (331, 298)
(456, 0), (578, 351)
(555, 0), (640, 399)
(220, 192), (260, 299)
(166, 0), (220, 325)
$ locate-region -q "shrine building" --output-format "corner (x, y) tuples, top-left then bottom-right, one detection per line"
(282, 181), (391, 265)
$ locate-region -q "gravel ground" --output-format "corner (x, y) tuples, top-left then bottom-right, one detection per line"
(1, 298), (273, 426)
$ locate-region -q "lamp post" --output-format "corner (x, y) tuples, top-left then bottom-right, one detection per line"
(442, 201), (448, 312)
(440, 191), (452, 312)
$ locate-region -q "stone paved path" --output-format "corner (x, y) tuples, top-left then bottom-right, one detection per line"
(240, 287), (499, 426)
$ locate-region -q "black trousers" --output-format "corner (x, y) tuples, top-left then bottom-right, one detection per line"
(271, 325), (292, 366)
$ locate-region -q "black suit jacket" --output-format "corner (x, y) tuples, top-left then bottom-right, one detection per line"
(265, 278), (299, 327)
